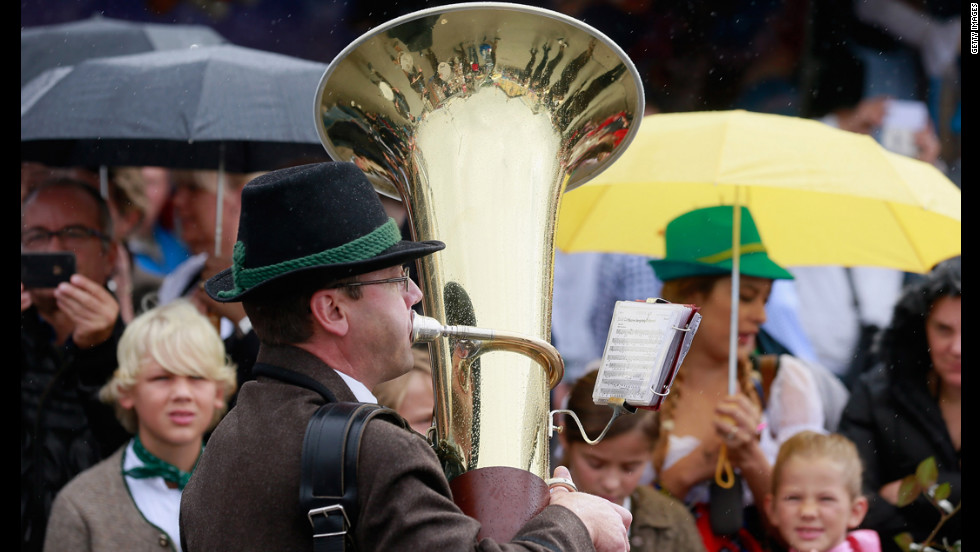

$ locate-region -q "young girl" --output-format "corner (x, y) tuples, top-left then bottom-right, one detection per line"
(765, 431), (879, 552)
(559, 368), (706, 552)
(43, 300), (237, 552)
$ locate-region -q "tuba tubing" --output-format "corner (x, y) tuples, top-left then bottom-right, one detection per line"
(412, 312), (564, 389)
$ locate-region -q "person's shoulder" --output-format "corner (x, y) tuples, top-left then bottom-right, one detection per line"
(158, 253), (207, 302)
(362, 411), (420, 444)
(774, 353), (808, 372)
(633, 485), (696, 523)
(54, 446), (126, 502)
(851, 363), (890, 393)
(358, 412), (440, 471)
(847, 529), (882, 552)
(779, 354), (849, 393)
(770, 354), (821, 388)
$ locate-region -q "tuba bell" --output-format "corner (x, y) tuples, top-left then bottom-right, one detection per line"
(315, 2), (643, 539)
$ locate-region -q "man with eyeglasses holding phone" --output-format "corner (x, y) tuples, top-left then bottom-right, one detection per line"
(21, 177), (130, 552)
(179, 161), (633, 552)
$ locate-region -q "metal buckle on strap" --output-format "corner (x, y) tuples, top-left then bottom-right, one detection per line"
(308, 504), (350, 537)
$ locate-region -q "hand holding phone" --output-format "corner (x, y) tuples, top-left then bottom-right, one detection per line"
(21, 252), (76, 289)
(880, 99), (929, 158)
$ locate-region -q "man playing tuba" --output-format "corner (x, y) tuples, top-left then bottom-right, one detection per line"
(178, 161), (632, 551)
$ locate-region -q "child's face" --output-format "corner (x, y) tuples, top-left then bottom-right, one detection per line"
(563, 427), (651, 507)
(120, 361), (225, 451)
(399, 371), (434, 435)
(766, 456), (868, 552)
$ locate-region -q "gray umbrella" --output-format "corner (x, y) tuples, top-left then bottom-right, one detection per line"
(21, 43), (331, 254)
(21, 14), (227, 87)
(21, 44), (330, 173)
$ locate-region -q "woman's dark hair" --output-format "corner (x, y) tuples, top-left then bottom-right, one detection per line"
(875, 256), (961, 383)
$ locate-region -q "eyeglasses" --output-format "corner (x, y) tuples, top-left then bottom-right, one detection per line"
(22, 225), (110, 250)
(339, 267), (412, 293)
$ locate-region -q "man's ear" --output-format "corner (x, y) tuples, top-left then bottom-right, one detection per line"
(310, 289), (349, 337)
(848, 495), (869, 529)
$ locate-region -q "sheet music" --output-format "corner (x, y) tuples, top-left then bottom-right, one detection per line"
(593, 299), (700, 407)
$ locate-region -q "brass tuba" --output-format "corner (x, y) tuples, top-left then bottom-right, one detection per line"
(315, 2), (643, 539)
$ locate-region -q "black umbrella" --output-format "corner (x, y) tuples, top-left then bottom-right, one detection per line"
(21, 14), (227, 87)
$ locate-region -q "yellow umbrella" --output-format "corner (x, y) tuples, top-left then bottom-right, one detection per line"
(556, 109), (961, 275)
(556, 109), (960, 398)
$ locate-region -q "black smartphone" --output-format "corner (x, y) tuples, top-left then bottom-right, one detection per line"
(21, 252), (76, 289)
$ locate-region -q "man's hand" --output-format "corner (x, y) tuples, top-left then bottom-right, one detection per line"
(878, 478), (902, 505)
(547, 465), (632, 552)
(55, 274), (119, 349)
(914, 123), (941, 164)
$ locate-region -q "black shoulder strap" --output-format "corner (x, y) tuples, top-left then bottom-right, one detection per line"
(251, 362), (408, 552)
(301, 402), (407, 552)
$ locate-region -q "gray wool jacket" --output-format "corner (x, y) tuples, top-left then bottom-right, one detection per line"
(43, 445), (179, 552)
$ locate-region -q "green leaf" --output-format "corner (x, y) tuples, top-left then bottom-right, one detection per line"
(894, 532), (914, 552)
(896, 474), (921, 507)
(916, 457), (938, 487)
(933, 482), (951, 502)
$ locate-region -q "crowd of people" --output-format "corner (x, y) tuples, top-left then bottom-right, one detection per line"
(21, 154), (961, 552)
(22, 2), (960, 552)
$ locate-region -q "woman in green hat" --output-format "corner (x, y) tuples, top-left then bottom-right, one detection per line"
(649, 205), (826, 552)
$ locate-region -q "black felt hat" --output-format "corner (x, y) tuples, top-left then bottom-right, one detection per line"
(205, 161), (444, 302)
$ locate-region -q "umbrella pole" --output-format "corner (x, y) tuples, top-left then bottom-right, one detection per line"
(99, 165), (108, 198)
(729, 197), (741, 395)
(214, 144), (225, 257)
(715, 195), (743, 491)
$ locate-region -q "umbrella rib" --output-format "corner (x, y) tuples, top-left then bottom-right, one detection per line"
(884, 201), (931, 273)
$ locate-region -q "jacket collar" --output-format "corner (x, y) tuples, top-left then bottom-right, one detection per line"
(255, 344), (358, 402)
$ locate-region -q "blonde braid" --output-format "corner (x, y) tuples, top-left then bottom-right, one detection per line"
(738, 356), (762, 410)
(652, 367), (683, 475)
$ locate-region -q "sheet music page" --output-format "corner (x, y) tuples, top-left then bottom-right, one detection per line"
(593, 300), (693, 405)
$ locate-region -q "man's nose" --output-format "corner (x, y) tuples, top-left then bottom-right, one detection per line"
(42, 233), (71, 252)
(407, 277), (424, 307)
